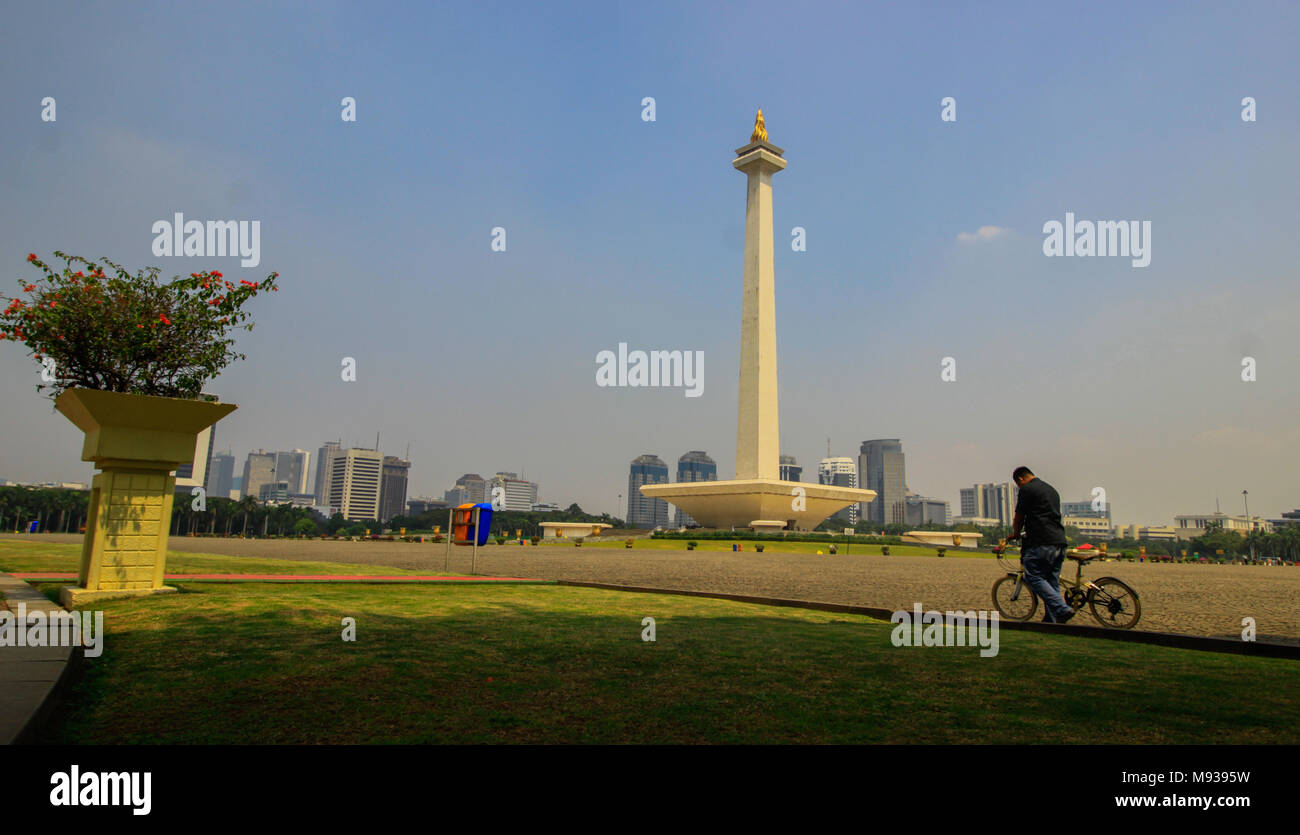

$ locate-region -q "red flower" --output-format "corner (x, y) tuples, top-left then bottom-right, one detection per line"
(24, 284), (36, 292)
(26, 253), (36, 261)
(136, 324), (144, 328)
(211, 271), (223, 278)
(159, 315), (171, 325)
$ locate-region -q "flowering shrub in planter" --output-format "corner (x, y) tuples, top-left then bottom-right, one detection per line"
(2, 251), (277, 399)
(1, 251), (277, 606)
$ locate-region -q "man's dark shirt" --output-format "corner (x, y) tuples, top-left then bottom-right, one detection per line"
(1016, 477), (1067, 549)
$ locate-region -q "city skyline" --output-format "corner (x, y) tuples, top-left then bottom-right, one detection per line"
(4, 426), (1291, 531)
(2, 2), (1297, 525)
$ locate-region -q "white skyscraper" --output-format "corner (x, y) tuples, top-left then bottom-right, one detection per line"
(329, 448), (383, 521)
(819, 457), (859, 525)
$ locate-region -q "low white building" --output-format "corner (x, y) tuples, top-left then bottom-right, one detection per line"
(1174, 513), (1273, 541)
(540, 522), (610, 539)
(1063, 515), (1113, 540)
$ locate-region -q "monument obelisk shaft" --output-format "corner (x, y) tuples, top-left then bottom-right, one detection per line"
(637, 111), (875, 530)
(733, 110), (786, 481)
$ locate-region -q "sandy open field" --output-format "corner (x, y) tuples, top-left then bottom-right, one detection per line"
(13, 533), (1298, 644)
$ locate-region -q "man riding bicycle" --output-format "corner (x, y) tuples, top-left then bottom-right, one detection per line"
(1007, 466), (1074, 624)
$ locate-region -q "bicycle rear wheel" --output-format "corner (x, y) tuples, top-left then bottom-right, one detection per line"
(992, 575), (1038, 622)
(1088, 577), (1141, 629)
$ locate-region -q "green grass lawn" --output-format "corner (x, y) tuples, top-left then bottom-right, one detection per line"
(0, 540), (436, 577)
(25, 573), (1300, 744)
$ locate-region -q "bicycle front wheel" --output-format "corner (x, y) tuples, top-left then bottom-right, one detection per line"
(1088, 577), (1141, 629)
(992, 575), (1038, 622)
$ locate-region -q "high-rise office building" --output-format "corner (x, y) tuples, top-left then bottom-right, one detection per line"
(905, 494), (951, 526)
(959, 482), (1016, 527)
(174, 392), (223, 496)
(329, 448), (383, 521)
(444, 473), (487, 505)
(859, 439), (906, 525)
(1063, 500), (1111, 523)
(484, 472), (539, 512)
(819, 457), (859, 524)
(313, 441), (342, 505)
(258, 481), (292, 503)
(175, 424), (216, 495)
(407, 497), (449, 516)
(208, 450), (235, 499)
(379, 456), (411, 522)
(779, 454), (802, 482)
(242, 450), (276, 504)
(628, 455), (670, 529)
(273, 449), (311, 496)
(674, 451), (717, 527)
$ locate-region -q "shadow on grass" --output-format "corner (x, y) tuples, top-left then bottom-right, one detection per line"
(30, 583), (1300, 745)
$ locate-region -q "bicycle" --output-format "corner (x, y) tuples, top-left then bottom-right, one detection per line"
(990, 539), (1141, 629)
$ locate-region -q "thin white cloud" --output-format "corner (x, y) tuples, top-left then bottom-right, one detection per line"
(957, 225), (1011, 243)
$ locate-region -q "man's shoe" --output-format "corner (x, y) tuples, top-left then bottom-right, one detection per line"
(1058, 610), (1076, 624)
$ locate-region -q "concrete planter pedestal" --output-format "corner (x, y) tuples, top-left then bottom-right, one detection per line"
(53, 389), (236, 606)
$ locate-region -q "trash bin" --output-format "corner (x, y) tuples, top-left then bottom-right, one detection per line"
(453, 503), (494, 546)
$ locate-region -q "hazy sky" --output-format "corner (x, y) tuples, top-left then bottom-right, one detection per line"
(1, 1), (1297, 526)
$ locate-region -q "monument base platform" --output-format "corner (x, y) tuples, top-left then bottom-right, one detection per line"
(639, 479), (876, 532)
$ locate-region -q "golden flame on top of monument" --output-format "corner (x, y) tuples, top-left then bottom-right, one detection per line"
(738, 108), (784, 156)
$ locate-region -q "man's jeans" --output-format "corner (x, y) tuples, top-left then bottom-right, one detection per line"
(1022, 545), (1073, 622)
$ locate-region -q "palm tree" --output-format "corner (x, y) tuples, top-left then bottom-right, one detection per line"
(0, 489), (11, 532)
(236, 494), (257, 537)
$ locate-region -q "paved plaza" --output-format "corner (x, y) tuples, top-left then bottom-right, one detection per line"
(11, 534), (1289, 644)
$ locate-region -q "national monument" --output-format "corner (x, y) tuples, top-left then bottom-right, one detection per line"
(639, 111), (877, 531)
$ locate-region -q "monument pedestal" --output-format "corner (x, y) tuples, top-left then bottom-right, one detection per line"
(640, 478), (875, 532)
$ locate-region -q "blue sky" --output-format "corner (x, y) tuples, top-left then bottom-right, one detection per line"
(2, 1), (1298, 525)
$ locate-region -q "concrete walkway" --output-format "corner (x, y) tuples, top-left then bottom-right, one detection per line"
(0, 574), (73, 744)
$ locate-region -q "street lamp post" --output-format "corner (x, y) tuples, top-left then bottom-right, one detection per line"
(1243, 490), (1254, 562)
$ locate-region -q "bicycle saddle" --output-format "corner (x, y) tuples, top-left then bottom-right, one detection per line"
(1066, 550), (1100, 561)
